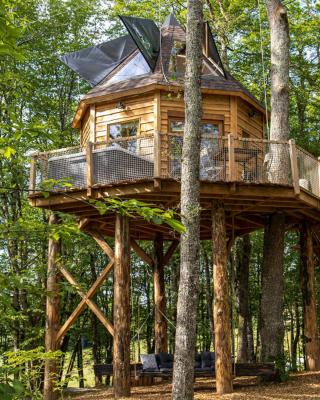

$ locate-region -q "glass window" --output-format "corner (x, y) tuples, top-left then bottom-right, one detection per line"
(107, 52), (151, 85)
(169, 119), (220, 136)
(108, 120), (139, 139)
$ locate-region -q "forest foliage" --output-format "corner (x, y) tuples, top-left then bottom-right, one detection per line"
(0, 0), (319, 396)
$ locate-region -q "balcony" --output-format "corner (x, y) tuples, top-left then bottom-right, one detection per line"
(29, 132), (320, 201)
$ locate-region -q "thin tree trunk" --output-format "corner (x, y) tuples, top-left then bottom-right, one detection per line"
(154, 233), (168, 353)
(44, 214), (61, 400)
(212, 201), (233, 394)
(203, 245), (214, 348)
(172, 1), (203, 398)
(234, 235), (252, 363)
(77, 338), (84, 388)
(300, 224), (320, 370)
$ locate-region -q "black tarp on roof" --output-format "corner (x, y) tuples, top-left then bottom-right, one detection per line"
(119, 15), (160, 71)
(59, 35), (137, 87)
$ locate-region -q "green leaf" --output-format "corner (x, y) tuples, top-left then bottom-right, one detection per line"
(3, 147), (16, 159)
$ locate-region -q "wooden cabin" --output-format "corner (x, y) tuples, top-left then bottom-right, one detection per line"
(31, 14), (320, 399)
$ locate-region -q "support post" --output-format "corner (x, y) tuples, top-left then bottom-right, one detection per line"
(113, 214), (131, 398)
(212, 201), (233, 394)
(86, 142), (94, 197)
(289, 139), (300, 196)
(44, 214), (61, 400)
(29, 155), (36, 193)
(154, 233), (168, 354)
(300, 223), (320, 371)
(228, 134), (235, 182)
(153, 131), (161, 178)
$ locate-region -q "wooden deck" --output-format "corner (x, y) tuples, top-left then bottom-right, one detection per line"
(28, 133), (320, 240)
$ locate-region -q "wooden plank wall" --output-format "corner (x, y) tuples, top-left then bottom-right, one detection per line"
(94, 94), (155, 142)
(80, 109), (90, 147)
(237, 98), (264, 139)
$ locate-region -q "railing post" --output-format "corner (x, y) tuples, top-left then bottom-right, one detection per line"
(29, 155), (36, 193)
(289, 139), (300, 195)
(154, 131), (161, 178)
(86, 142), (94, 197)
(228, 134), (235, 182)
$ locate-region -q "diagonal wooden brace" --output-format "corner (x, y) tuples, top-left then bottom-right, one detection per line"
(56, 259), (114, 342)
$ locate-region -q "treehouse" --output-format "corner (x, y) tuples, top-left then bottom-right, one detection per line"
(30, 14), (320, 399)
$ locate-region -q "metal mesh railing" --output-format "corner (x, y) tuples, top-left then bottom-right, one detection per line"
(33, 146), (85, 191)
(29, 133), (320, 199)
(92, 134), (154, 186)
(297, 147), (319, 197)
(166, 135), (292, 186)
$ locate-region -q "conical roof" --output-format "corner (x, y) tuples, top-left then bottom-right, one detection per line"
(58, 14), (265, 126)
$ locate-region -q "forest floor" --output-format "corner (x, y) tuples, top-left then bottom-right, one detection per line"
(68, 371), (320, 399)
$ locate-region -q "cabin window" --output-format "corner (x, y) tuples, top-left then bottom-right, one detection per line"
(169, 40), (217, 77)
(108, 119), (140, 140)
(169, 119), (221, 137)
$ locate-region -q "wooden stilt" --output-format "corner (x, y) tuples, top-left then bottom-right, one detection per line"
(154, 233), (168, 353)
(113, 214), (131, 398)
(300, 223), (320, 371)
(212, 201), (233, 394)
(44, 214), (61, 400)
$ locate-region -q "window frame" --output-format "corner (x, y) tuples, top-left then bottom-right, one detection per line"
(168, 116), (224, 136)
(107, 118), (141, 141)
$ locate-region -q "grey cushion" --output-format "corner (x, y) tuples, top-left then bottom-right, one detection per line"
(201, 351), (215, 368)
(140, 354), (159, 372)
(195, 353), (201, 368)
(159, 352), (173, 369)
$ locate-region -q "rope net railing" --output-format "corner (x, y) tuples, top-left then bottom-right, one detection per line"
(29, 133), (320, 198)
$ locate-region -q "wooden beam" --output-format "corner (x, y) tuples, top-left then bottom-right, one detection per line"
(154, 130), (161, 178)
(230, 97), (238, 135)
(113, 214), (131, 398)
(88, 230), (114, 259)
(289, 139), (300, 196)
(228, 134), (236, 182)
(86, 142), (94, 197)
(89, 104), (96, 142)
(29, 156), (36, 193)
(59, 266), (114, 336)
(44, 214), (61, 400)
(212, 201), (233, 394)
(131, 239), (154, 266)
(162, 239), (179, 267)
(56, 259), (114, 342)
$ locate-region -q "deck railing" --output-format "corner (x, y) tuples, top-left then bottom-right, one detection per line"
(29, 132), (320, 199)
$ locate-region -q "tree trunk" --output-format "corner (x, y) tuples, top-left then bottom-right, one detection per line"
(260, 213), (285, 362)
(212, 201), (233, 394)
(300, 224), (320, 370)
(44, 214), (61, 400)
(265, 0), (290, 184)
(202, 245), (214, 348)
(154, 233), (168, 353)
(113, 215), (131, 398)
(260, 0), (289, 371)
(77, 338), (84, 388)
(172, 1), (203, 398)
(234, 235), (252, 363)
